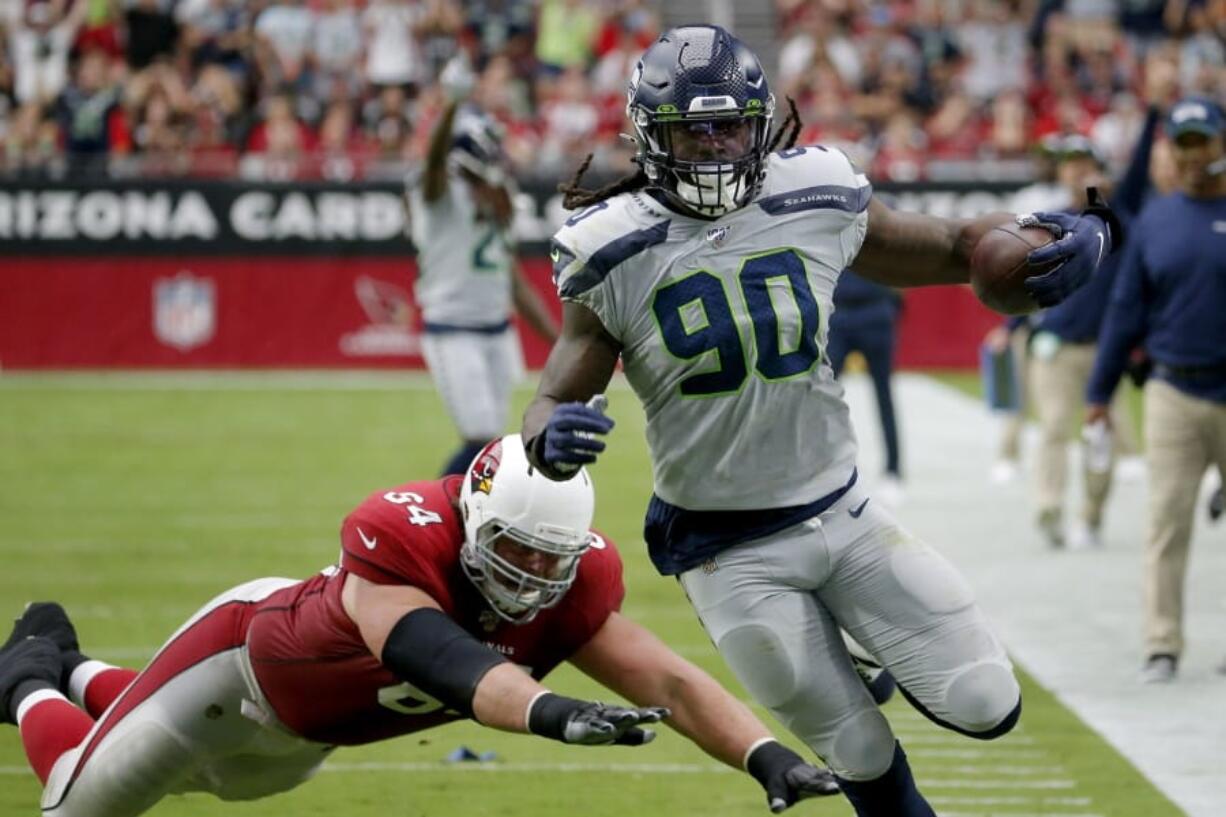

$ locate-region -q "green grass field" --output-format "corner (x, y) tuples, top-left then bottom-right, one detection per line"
(0, 373), (1184, 817)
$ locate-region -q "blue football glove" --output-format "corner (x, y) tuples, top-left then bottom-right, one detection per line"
(539, 397), (614, 475)
(1021, 210), (1112, 308)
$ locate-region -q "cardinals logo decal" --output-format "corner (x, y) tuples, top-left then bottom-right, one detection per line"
(469, 439), (503, 495)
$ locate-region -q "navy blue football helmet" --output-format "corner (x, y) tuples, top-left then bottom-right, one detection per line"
(627, 25), (775, 217)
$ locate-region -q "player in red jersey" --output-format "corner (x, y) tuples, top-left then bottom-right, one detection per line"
(0, 435), (838, 817)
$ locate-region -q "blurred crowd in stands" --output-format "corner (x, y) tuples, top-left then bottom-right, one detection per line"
(0, 0), (1221, 182)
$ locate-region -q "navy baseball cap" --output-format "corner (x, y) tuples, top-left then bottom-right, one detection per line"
(1166, 97), (1224, 140)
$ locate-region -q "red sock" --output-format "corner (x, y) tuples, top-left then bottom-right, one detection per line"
(69, 662), (139, 719)
(17, 692), (94, 785)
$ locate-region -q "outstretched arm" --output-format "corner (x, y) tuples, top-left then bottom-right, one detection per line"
(571, 612), (770, 768)
(572, 612), (837, 811)
(854, 193), (1119, 308)
(852, 197), (1014, 287)
(341, 573), (664, 743)
(422, 100), (459, 203)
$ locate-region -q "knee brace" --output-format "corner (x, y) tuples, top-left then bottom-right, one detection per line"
(899, 662), (1021, 740)
(824, 708), (897, 780)
(945, 661), (1021, 737)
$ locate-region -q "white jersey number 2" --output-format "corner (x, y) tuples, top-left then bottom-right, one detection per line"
(652, 248), (821, 397)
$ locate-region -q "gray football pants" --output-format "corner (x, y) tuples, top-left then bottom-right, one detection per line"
(679, 483), (1019, 780)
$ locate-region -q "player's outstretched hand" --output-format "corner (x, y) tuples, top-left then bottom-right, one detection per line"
(561, 702), (670, 746)
(439, 54), (476, 103)
(541, 399), (614, 475)
(528, 692), (668, 746)
(746, 741), (840, 813)
(1021, 208), (1114, 308)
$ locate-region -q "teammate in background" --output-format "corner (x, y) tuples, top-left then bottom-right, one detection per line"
(0, 436), (838, 816)
(1023, 121), (1159, 550)
(985, 136), (1082, 484)
(409, 56), (559, 476)
(982, 315), (1034, 484)
(1086, 96), (1226, 684)
(827, 269), (904, 506)
(522, 26), (1118, 817)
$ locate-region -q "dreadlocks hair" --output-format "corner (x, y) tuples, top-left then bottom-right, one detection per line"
(557, 97), (806, 211)
(559, 153), (650, 211)
(768, 96), (803, 154)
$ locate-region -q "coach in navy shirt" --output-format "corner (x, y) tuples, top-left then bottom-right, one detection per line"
(1087, 96), (1226, 684)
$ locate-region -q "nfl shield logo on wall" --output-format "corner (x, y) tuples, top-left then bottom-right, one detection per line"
(153, 272), (216, 352)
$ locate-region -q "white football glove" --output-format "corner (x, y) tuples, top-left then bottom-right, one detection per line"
(439, 55), (476, 103)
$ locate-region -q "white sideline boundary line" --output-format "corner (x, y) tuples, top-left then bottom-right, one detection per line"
(842, 373), (1226, 817)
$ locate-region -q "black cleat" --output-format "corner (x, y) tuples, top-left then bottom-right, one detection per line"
(3, 603), (79, 654)
(0, 637), (63, 725)
(1208, 488), (1223, 523)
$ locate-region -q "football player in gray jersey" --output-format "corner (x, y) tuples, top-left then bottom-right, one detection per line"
(521, 26), (1120, 817)
(409, 56), (558, 476)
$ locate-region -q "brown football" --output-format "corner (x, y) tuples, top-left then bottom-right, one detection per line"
(969, 223), (1057, 315)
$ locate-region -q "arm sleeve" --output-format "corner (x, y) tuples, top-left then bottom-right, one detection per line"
(1087, 238), (1150, 404)
(1112, 107), (1159, 221)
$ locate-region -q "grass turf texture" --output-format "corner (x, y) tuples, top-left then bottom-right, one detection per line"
(0, 373), (1183, 817)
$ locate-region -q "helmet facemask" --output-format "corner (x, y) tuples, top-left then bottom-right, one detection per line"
(459, 435), (596, 625)
(632, 97), (774, 218)
(461, 520), (592, 624)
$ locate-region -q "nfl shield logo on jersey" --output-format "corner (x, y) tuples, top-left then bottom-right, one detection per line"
(153, 272), (216, 352)
(704, 225), (730, 248)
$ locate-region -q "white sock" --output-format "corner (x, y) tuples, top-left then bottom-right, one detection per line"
(68, 660), (113, 709)
(16, 689), (67, 727)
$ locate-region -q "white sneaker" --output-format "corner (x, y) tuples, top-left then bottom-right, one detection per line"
(1116, 456), (1147, 483)
(876, 475), (905, 509)
(990, 459), (1020, 485)
(1139, 654), (1177, 684)
(1068, 523), (1103, 550)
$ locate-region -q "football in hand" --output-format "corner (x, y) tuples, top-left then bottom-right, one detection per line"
(969, 222), (1057, 315)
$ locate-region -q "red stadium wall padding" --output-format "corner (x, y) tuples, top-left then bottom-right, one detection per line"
(0, 256), (997, 370)
(894, 285), (1002, 370)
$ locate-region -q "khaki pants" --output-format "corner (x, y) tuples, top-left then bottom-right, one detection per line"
(998, 330), (1030, 462)
(1029, 341), (1135, 528)
(1143, 380), (1226, 657)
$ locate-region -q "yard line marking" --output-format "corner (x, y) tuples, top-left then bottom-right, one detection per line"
(894, 733), (1038, 745)
(318, 761), (735, 775)
(922, 765), (1068, 776)
(0, 760), (1087, 784)
(931, 796), (1092, 805)
(909, 748), (1048, 759)
(0, 762), (731, 777)
(925, 779), (1076, 789)
(939, 813), (1103, 817)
